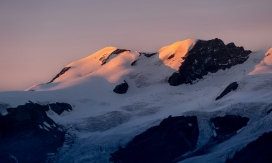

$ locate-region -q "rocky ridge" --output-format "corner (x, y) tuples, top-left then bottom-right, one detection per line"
(168, 38), (251, 86)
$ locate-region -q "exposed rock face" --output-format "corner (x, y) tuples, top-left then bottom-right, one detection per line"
(110, 116), (199, 163)
(0, 102), (72, 163)
(167, 54), (175, 59)
(130, 60), (137, 66)
(139, 52), (157, 58)
(168, 38), (251, 86)
(48, 67), (71, 83)
(111, 49), (130, 55)
(49, 102), (72, 115)
(226, 131), (272, 163)
(113, 80), (129, 94)
(211, 115), (249, 139)
(101, 49), (130, 65)
(216, 82), (239, 100)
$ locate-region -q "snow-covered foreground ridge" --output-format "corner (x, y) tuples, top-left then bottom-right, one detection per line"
(1, 38), (272, 163)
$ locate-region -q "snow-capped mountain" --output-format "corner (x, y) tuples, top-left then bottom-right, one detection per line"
(26, 39), (197, 91)
(1, 38), (272, 163)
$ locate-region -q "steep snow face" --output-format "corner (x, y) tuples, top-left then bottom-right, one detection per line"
(27, 40), (196, 91)
(250, 47), (272, 75)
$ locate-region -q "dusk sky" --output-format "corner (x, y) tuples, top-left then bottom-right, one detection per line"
(1, 0), (272, 91)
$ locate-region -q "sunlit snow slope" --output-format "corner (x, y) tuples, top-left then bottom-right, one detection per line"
(250, 47), (272, 75)
(27, 39), (196, 91)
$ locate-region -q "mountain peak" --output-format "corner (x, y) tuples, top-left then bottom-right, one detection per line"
(27, 39), (197, 91)
(27, 38), (255, 91)
(159, 39), (197, 70)
(168, 38), (252, 86)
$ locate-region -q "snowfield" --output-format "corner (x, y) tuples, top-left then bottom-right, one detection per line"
(1, 39), (272, 163)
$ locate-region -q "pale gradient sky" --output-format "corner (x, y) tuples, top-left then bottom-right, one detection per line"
(0, 0), (272, 91)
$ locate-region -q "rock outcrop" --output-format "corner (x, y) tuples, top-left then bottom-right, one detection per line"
(0, 102), (72, 163)
(101, 49), (130, 65)
(110, 116), (199, 163)
(49, 102), (72, 115)
(48, 67), (71, 83)
(168, 38), (251, 86)
(113, 80), (129, 94)
(139, 52), (157, 58)
(111, 49), (130, 55)
(216, 82), (239, 100)
(211, 115), (249, 139)
(130, 60), (137, 66)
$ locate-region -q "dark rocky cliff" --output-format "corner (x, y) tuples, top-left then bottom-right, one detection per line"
(110, 115), (250, 163)
(168, 38), (251, 86)
(110, 116), (199, 163)
(0, 102), (72, 163)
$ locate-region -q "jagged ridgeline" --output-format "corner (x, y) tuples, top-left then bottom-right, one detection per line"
(168, 38), (251, 86)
